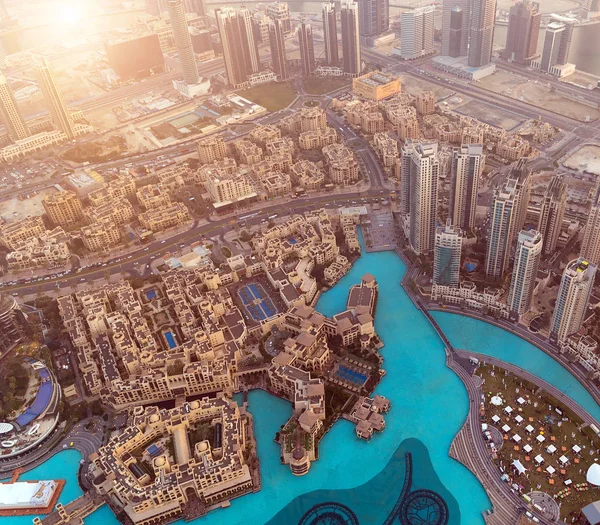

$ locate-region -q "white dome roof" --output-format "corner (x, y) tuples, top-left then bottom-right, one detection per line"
(587, 463), (600, 486)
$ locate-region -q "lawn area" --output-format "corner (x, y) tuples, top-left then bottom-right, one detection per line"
(478, 363), (600, 522)
(303, 76), (351, 95)
(239, 82), (296, 112)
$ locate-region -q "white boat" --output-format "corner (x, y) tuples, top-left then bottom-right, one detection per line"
(1, 440), (16, 448)
(28, 424), (40, 436)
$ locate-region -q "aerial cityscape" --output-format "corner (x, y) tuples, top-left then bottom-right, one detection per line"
(1, 0), (600, 524)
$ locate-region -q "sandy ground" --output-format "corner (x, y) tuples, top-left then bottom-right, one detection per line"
(479, 70), (600, 122)
(399, 73), (454, 99)
(454, 100), (524, 130)
(0, 187), (58, 223)
(562, 144), (600, 175)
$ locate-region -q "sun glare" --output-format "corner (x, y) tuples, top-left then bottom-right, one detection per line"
(56, 3), (85, 25)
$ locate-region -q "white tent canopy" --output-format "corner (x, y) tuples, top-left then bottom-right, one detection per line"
(504, 406), (513, 414)
(517, 397), (526, 405)
(491, 396), (503, 406)
(559, 455), (569, 465)
(515, 415), (524, 424)
(502, 424), (511, 433)
(525, 425), (535, 433)
(587, 463), (600, 486)
(512, 459), (526, 475)
(492, 415), (500, 423)
(536, 434), (545, 443)
(524, 444), (533, 453)
(546, 465), (556, 475)
(573, 445), (582, 454)
(535, 455), (544, 464)
(547, 444), (557, 454)
(513, 434), (522, 443)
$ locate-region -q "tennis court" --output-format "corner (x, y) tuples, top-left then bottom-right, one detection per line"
(238, 283), (278, 322)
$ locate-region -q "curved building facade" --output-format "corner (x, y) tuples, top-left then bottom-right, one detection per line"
(0, 294), (28, 357)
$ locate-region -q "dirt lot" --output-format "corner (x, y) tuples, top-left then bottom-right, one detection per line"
(0, 187), (58, 223)
(399, 73), (454, 99)
(563, 144), (600, 175)
(455, 99), (524, 130)
(479, 70), (600, 122)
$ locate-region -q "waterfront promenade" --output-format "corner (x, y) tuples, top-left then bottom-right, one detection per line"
(398, 269), (562, 525)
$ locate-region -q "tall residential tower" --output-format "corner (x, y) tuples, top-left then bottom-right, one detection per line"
(322, 2), (339, 66)
(400, 6), (435, 60)
(550, 257), (596, 343)
(358, 0), (389, 38)
(449, 143), (484, 232)
(298, 21), (316, 76)
(581, 185), (600, 265)
(468, 0), (497, 67)
(401, 140), (440, 255)
(216, 7), (261, 88)
(0, 72), (29, 141)
(35, 57), (75, 140)
(269, 19), (288, 80)
(433, 222), (463, 287)
(503, 0), (541, 64)
(341, 0), (361, 76)
(441, 0), (470, 57)
(538, 176), (566, 255)
(507, 229), (543, 316)
(167, 0), (200, 85)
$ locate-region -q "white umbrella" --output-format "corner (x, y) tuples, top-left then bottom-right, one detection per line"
(491, 396), (503, 406)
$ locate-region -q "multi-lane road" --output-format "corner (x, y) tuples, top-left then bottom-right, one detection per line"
(1, 188), (391, 298)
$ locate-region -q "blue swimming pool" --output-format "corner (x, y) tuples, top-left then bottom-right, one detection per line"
(164, 331), (177, 349)
(335, 365), (368, 385)
(8, 230), (600, 525)
(145, 289), (157, 300)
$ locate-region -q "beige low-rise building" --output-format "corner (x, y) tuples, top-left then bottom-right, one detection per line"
(139, 203), (191, 233)
(82, 219), (121, 252)
(290, 160), (325, 191)
(7, 237), (70, 271)
(197, 134), (227, 164)
(353, 71), (401, 101)
(204, 166), (256, 206)
(322, 144), (360, 186)
(265, 136), (295, 158)
(372, 132), (398, 169)
(415, 91), (435, 115)
(89, 397), (256, 525)
(85, 198), (135, 226)
(136, 185), (171, 211)
(461, 126), (485, 145)
(43, 191), (84, 228)
(298, 128), (338, 150)
(496, 137), (531, 162)
(0, 215), (47, 250)
(387, 106), (419, 140)
(235, 139), (263, 165)
(249, 124), (281, 146)
(88, 176), (136, 207)
(300, 107), (327, 132)
(262, 171), (292, 198)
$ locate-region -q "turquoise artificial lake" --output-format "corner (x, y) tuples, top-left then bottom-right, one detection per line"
(3, 233), (600, 525)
